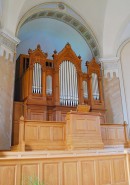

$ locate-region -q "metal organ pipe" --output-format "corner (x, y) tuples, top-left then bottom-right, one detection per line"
(73, 66), (76, 106)
(46, 75), (52, 95)
(95, 76), (99, 100)
(71, 62), (74, 106)
(83, 81), (88, 98)
(37, 63), (39, 93)
(59, 61), (78, 106)
(68, 61), (71, 106)
(64, 61), (67, 106)
(32, 63), (42, 94)
(59, 66), (61, 104)
(32, 67), (35, 93)
(34, 64), (36, 93)
(36, 63), (38, 93)
(38, 65), (40, 93)
(34, 63), (37, 93)
(67, 61), (70, 106)
(39, 64), (41, 93)
(70, 62), (72, 106)
(75, 69), (78, 105)
(61, 64), (65, 105)
(92, 73), (99, 100)
(60, 65), (63, 104)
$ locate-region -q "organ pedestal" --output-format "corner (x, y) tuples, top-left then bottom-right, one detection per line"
(14, 43), (105, 122)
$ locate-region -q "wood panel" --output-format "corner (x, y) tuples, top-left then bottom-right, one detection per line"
(81, 161), (95, 185)
(0, 151), (129, 185)
(43, 163), (59, 185)
(13, 102), (23, 145)
(63, 162), (78, 185)
(0, 165), (16, 185)
(22, 69), (29, 100)
(39, 126), (50, 140)
(21, 164), (39, 185)
(24, 120), (66, 150)
(25, 125), (38, 140)
(101, 124), (128, 146)
(112, 158), (127, 184)
(98, 160), (112, 185)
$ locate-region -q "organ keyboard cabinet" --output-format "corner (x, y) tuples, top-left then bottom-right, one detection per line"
(14, 43), (105, 122)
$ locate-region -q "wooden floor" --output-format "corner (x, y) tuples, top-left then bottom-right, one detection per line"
(0, 147), (130, 185)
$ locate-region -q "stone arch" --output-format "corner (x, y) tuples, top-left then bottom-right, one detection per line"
(16, 2), (100, 58)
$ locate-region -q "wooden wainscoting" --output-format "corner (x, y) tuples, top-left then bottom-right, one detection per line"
(101, 123), (128, 146)
(24, 120), (66, 150)
(0, 150), (129, 185)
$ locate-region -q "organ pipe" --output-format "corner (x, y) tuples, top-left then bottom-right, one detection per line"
(59, 61), (78, 106)
(83, 81), (88, 98)
(92, 73), (99, 100)
(46, 75), (52, 95)
(32, 63), (42, 94)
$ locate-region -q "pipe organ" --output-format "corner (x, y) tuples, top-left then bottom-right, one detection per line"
(14, 43), (105, 122)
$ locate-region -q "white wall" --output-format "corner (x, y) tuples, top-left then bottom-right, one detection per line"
(120, 41), (130, 126)
(103, 0), (130, 57)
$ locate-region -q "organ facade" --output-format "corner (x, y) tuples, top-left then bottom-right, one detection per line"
(14, 43), (105, 123)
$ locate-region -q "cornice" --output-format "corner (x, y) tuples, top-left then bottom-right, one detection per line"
(0, 29), (20, 52)
(99, 57), (119, 63)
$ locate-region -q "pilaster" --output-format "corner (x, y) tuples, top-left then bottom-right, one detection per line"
(99, 57), (119, 78)
(99, 57), (124, 124)
(0, 30), (20, 150)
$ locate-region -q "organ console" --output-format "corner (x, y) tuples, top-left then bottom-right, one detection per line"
(14, 43), (105, 122)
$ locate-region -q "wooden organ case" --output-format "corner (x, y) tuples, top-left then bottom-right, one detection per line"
(14, 43), (105, 123)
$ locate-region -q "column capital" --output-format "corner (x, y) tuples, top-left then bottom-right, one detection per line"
(98, 57), (120, 78)
(0, 29), (20, 61)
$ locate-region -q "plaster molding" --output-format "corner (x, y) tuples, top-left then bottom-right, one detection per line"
(99, 57), (119, 63)
(0, 30), (20, 61)
(99, 57), (119, 78)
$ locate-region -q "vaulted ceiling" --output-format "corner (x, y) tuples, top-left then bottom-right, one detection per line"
(1, 0), (130, 58)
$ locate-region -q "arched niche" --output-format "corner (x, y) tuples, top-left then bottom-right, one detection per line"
(16, 2), (100, 60)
